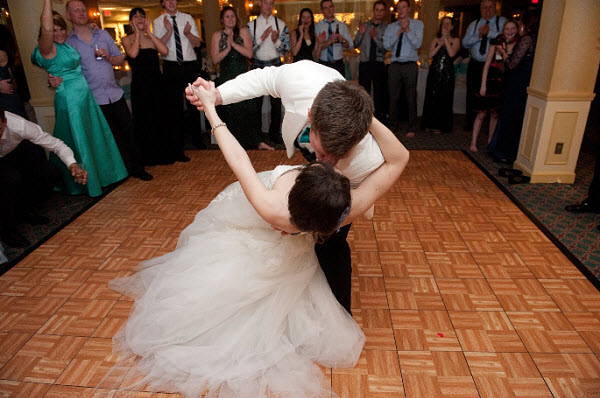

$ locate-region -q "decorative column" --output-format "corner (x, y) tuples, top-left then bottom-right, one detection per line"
(231, 0), (248, 25)
(203, 0), (220, 62)
(419, 0), (440, 57)
(7, 0), (66, 133)
(514, 0), (600, 183)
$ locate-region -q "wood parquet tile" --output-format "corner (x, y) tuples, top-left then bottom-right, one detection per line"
(1, 150), (599, 397)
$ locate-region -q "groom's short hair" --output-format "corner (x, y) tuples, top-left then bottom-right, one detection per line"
(310, 81), (374, 159)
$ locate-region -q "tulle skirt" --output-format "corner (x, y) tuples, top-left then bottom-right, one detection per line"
(107, 167), (365, 397)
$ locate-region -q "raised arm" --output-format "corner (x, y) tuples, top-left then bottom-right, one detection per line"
(193, 82), (289, 227)
(344, 117), (409, 224)
(38, 0), (57, 59)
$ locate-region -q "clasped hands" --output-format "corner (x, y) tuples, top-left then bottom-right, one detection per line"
(185, 79), (220, 111)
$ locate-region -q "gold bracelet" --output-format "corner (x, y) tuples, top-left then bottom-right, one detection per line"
(211, 122), (227, 134)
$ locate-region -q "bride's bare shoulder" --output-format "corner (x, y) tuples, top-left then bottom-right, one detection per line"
(271, 167), (301, 193)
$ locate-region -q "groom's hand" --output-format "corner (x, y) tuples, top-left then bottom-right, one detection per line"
(185, 77), (223, 111)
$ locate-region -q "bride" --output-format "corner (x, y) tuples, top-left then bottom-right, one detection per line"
(108, 81), (407, 398)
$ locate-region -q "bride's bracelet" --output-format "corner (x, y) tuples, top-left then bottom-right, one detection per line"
(211, 122), (227, 135)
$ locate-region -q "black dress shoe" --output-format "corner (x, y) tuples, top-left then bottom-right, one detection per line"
(175, 155), (190, 163)
(22, 213), (50, 225)
(564, 198), (600, 213)
(1, 229), (30, 248)
(597, 225), (600, 232)
(132, 170), (154, 181)
(499, 168), (522, 178)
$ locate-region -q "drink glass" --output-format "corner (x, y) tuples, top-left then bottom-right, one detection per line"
(95, 45), (103, 60)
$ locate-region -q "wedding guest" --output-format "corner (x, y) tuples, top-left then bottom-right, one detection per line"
(383, 0), (423, 138)
(354, 1), (388, 121)
(246, 0), (290, 145)
(0, 25), (26, 118)
(33, 0), (128, 197)
(421, 16), (459, 134)
(0, 106), (87, 248)
(489, 11), (539, 164)
(291, 8), (319, 62)
(153, 0), (204, 157)
(51, 0), (153, 181)
(315, 0), (353, 77)
(462, 0), (506, 130)
(123, 7), (174, 166)
(211, 6), (273, 150)
(470, 19), (518, 151)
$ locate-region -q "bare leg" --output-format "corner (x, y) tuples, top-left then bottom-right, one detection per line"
(470, 111), (486, 152)
(488, 111), (499, 144)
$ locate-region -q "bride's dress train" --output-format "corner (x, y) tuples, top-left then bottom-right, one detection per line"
(108, 166), (365, 397)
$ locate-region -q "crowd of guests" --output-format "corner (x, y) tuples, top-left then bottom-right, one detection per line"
(1, 0), (541, 249)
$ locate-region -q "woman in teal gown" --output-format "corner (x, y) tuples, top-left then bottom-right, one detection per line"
(31, 1), (127, 197)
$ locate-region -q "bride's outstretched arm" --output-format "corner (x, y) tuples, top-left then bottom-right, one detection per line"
(193, 82), (289, 227)
(345, 117), (409, 223)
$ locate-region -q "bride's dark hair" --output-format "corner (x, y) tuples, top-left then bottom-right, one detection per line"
(288, 161), (351, 243)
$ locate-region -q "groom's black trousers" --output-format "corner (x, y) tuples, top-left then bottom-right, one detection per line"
(297, 143), (353, 314)
(315, 224), (352, 315)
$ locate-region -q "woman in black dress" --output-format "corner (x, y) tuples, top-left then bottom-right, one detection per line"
(122, 8), (174, 165)
(489, 12), (539, 163)
(471, 20), (518, 152)
(421, 17), (459, 134)
(291, 8), (320, 62)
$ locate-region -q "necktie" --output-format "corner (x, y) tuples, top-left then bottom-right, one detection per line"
(326, 21), (334, 62)
(395, 30), (403, 58)
(479, 20), (489, 56)
(369, 23), (378, 62)
(298, 126), (310, 144)
(172, 15), (183, 62)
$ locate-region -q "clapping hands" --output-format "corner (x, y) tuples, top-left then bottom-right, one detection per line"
(163, 15), (172, 31)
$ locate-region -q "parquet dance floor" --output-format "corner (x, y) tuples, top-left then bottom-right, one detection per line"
(0, 150), (599, 397)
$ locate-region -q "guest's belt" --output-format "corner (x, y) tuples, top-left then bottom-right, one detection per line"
(163, 60), (198, 66)
(320, 59), (343, 64)
(252, 58), (282, 67)
(391, 61), (416, 65)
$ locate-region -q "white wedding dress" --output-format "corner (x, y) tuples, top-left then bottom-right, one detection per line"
(108, 165), (365, 398)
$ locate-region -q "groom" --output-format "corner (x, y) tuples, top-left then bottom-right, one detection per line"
(186, 60), (409, 314)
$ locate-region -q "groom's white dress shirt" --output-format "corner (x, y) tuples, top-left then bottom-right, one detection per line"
(217, 60), (384, 189)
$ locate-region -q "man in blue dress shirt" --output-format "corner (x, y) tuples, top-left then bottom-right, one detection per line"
(462, 0), (506, 129)
(383, 0), (423, 139)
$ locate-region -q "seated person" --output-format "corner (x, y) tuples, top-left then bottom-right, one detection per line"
(0, 106), (87, 248)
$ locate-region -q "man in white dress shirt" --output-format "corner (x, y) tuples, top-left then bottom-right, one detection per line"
(0, 107), (87, 248)
(185, 60), (410, 314)
(247, 0), (290, 144)
(315, 0), (353, 78)
(153, 0), (204, 158)
(383, 0), (423, 138)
